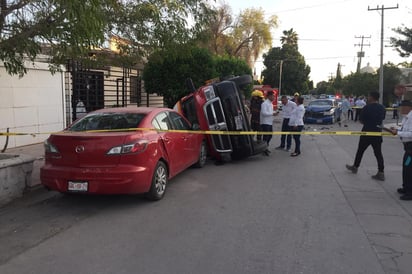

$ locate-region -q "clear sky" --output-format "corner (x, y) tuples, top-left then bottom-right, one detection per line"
(221, 0), (412, 85)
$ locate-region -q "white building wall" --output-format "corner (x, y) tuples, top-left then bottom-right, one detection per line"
(0, 61), (66, 148)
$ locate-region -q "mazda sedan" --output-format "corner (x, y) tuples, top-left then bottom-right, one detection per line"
(40, 107), (207, 200)
(304, 99), (342, 124)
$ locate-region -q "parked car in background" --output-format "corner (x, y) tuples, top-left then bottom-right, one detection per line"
(41, 107), (207, 200)
(304, 99), (342, 124)
(174, 75), (268, 162)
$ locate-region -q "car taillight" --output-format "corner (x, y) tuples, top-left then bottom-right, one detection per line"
(107, 140), (148, 155)
(44, 139), (59, 154)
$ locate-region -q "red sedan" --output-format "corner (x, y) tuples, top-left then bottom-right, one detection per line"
(40, 107), (207, 200)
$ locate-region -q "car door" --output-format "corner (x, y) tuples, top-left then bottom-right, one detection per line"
(152, 112), (186, 177)
(168, 111), (199, 168)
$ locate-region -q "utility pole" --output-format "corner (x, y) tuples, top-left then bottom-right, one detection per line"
(368, 4), (399, 104)
(354, 35), (371, 73)
(278, 60), (283, 97)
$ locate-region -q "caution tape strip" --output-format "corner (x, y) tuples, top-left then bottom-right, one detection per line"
(0, 128), (395, 137)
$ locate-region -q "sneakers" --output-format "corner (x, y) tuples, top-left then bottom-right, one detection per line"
(275, 146), (284, 150)
(397, 188), (406, 194)
(371, 172), (385, 181)
(285, 148), (291, 152)
(400, 194), (412, 201)
(262, 149), (271, 156)
(346, 164), (358, 174)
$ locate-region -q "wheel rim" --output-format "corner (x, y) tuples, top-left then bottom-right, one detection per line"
(154, 165), (167, 195)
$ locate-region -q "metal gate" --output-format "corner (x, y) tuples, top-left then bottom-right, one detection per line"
(65, 60), (144, 123)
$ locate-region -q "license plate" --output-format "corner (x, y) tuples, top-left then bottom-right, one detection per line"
(68, 181), (88, 192)
(316, 119), (323, 123)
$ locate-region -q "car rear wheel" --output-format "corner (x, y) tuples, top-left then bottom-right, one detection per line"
(194, 141), (207, 168)
(145, 161), (168, 201)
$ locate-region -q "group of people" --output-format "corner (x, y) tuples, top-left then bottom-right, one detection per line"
(250, 89), (412, 201)
(249, 91), (305, 157)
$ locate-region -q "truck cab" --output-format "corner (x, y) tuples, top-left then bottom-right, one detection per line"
(174, 75), (268, 162)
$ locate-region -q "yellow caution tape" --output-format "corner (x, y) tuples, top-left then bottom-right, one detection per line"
(0, 128), (395, 137)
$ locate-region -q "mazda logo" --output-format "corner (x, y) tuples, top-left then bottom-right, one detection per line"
(75, 146), (85, 153)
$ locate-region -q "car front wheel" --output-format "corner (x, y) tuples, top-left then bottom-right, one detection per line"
(145, 161), (168, 201)
(194, 141), (207, 168)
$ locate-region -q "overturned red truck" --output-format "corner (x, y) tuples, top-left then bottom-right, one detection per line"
(174, 75), (269, 162)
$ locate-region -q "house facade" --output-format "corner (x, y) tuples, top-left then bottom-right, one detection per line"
(1, 57), (164, 149)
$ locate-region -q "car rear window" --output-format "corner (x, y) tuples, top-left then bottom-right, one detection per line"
(68, 113), (145, 131)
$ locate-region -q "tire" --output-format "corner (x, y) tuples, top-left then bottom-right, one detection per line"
(229, 75), (252, 88)
(193, 141), (207, 168)
(145, 161), (168, 201)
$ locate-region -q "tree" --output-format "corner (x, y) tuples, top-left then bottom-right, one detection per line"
(1, 0), (213, 76)
(261, 43), (311, 95)
(143, 46), (216, 108)
(143, 45), (252, 108)
(391, 26), (412, 57)
(280, 28), (298, 49)
(200, 5), (277, 67)
(0, 0), (109, 76)
(342, 73), (378, 98)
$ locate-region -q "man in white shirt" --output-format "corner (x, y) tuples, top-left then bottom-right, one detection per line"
(389, 100), (412, 200)
(275, 95), (296, 152)
(260, 91), (275, 155)
(288, 97), (305, 156)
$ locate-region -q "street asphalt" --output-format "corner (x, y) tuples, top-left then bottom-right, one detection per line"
(1, 114), (412, 273)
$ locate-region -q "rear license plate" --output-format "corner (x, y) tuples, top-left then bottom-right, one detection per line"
(316, 119), (323, 123)
(68, 181), (88, 192)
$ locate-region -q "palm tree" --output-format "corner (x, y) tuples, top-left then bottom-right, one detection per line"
(280, 28), (298, 49)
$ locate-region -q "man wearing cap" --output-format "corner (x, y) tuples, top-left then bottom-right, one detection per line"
(389, 100), (412, 200)
(250, 90), (264, 141)
(260, 90), (276, 155)
(275, 95), (296, 151)
(346, 91), (386, 181)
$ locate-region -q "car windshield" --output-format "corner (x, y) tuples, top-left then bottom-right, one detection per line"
(309, 100), (333, 106)
(68, 113), (145, 132)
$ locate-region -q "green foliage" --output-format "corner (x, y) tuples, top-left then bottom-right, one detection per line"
(341, 63), (402, 106)
(0, 0), (213, 76)
(143, 46), (217, 108)
(0, 0), (108, 76)
(341, 73), (378, 97)
(261, 43), (310, 95)
(143, 46), (253, 108)
(214, 56), (252, 78)
(391, 26), (412, 58)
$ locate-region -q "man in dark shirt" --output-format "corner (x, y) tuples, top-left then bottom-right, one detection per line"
(346, 91), (386, 181)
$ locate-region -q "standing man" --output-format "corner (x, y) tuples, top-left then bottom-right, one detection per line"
(389, 100), (412, 200)
(354, 96), (366, 122)
(275, 95), (296, 152)
(288, 97), (305, 157)
(346, 91), (386, 181)
(348, 95), (355, 120)
(260, 90), (276, 156)
(250, 90), (264, 141)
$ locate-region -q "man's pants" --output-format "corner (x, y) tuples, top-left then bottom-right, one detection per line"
(354, 136), (384, 172)
(280, 118), (291, 149)
(261, 124), (273, 145)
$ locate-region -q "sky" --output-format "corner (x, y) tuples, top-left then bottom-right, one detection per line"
(221, 0), (412, 84)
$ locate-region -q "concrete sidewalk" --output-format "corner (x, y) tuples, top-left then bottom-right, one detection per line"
(3, 142), (44, 188)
